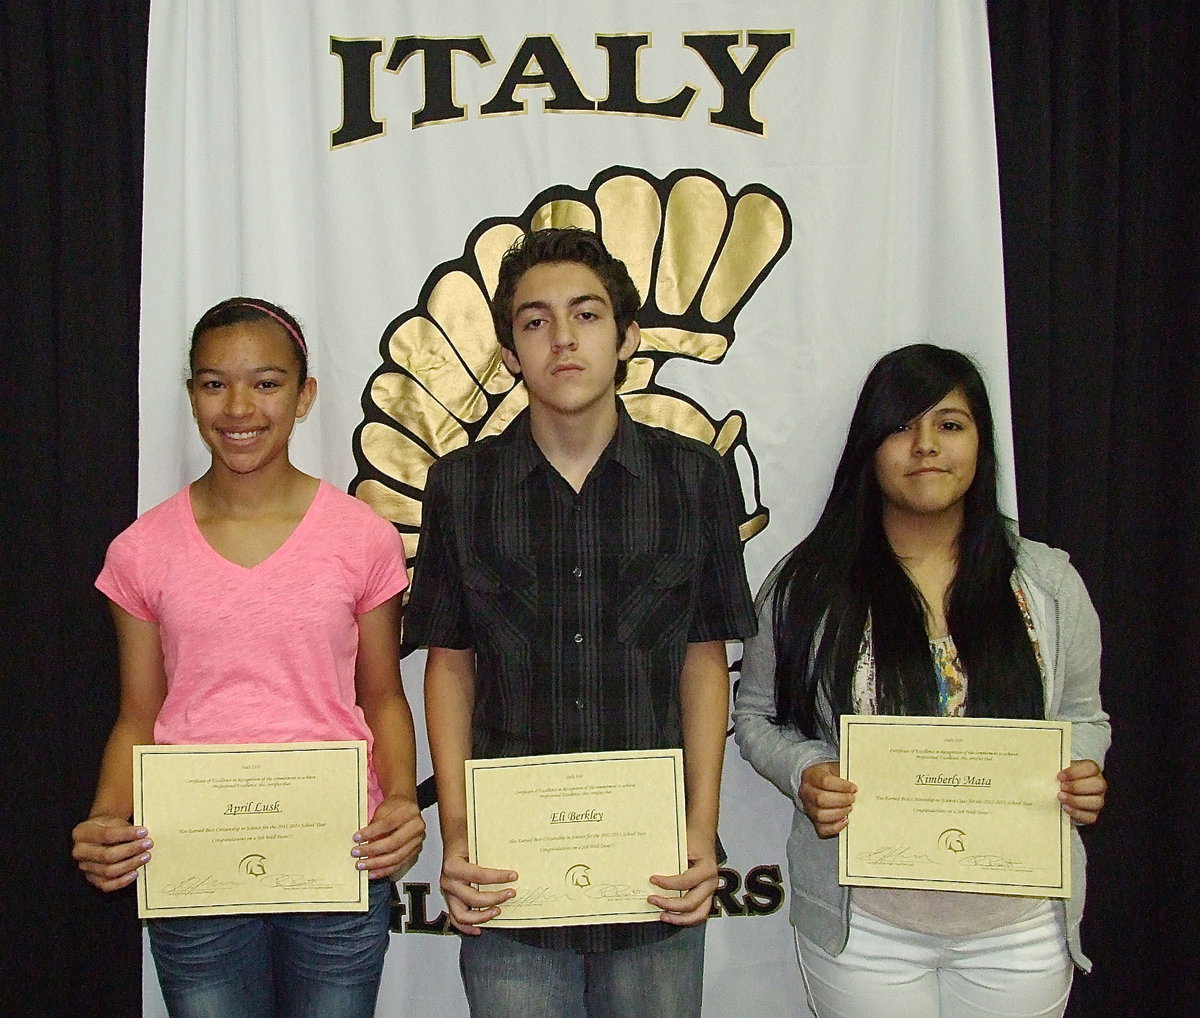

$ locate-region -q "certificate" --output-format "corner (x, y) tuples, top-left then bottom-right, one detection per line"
(133, 742), (368, 918)
(839, 716), (1071, 897)
(465, 749), (687, 927)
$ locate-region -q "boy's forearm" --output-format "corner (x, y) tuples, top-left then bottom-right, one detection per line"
(424, 646), (477, 850)
(679, 640), (731, 851)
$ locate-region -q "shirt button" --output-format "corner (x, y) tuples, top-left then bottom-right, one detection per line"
(574, 699), (584, 710)
(572, 565), (582, 578)
(573, 632), (583, 644)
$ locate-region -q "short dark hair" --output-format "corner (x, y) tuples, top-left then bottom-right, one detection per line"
(490, 228), (641, 388)
(189, 297), (309, 384)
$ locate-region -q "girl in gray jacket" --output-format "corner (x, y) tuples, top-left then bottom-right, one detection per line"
(734, 344), (1108, 1018)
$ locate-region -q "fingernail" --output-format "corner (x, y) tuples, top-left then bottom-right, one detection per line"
(351, 847), (363, 858)
(140, 853), (151, 863)
(356, 861), (367, 870)
(134, 827), (148, 838)
(142, 839), (153, 849)
(353, 833), (363, 843)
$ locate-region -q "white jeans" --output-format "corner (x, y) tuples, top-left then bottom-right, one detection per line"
(796, 904), (1072, 1018)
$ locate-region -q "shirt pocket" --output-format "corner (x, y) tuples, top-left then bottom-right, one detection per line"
(462, 554), (538, 655)
(614, 551), (697, 651)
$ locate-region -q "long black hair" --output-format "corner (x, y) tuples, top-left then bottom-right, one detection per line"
(772, 344), (1044, 740)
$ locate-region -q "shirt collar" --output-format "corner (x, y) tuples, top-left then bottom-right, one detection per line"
(501, 410), (542, 487)
(502, 400), (650, 487)
(605, 400), (650, 480)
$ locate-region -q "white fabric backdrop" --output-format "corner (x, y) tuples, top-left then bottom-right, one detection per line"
(139, 2), (1010, 1014)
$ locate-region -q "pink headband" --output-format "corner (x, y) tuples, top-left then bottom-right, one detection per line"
(230, 301), (308, 355)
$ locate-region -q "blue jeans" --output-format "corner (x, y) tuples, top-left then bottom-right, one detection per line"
(459, 924), (706, 1018)
(147, 877), (391, 1018)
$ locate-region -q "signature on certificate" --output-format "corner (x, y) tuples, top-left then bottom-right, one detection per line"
(565, 864), (645, 902)
(161, 875), (241, 896)
(855, 846), (937, 867)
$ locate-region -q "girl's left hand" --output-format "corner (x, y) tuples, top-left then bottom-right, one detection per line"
(352, 795), (426, 879)
(1058, 759), (1106, 825)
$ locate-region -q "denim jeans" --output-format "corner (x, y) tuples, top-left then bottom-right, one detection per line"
(147, 877), (391, 1018)
(459, 924), (706, 1018)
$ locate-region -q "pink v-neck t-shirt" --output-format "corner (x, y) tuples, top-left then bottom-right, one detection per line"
(96, 481), (408, 812)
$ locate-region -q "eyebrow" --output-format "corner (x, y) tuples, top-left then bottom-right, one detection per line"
(193, 364), (293, 375)
(932, 405), (973, 419)
(513, 293), (609, 317)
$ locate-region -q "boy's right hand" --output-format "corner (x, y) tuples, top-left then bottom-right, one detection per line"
(72, 814), (153, 892)
(440, 846), (518, 935)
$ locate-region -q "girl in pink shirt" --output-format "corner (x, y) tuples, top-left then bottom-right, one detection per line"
(72, 297), (424, 1017)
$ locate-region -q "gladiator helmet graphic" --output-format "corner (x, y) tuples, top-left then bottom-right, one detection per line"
(352, 165), (790, 575)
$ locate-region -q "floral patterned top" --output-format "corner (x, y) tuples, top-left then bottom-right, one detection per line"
(853, 578), (1046, 716)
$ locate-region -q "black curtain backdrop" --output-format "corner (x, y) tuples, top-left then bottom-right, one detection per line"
(2, 3), (1193, 1015)
(989, 4), (1199, 1015)
(2, 2), (147, 1016)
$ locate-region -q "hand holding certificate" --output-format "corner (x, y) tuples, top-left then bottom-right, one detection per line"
(838, 716), (1071, 897)
(133, 742), (369, 918)
(465, 749), (688, 927)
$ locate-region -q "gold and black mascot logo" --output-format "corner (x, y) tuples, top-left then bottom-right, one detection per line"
(351, 165), (791, 570)
(350, 169), (793, 919)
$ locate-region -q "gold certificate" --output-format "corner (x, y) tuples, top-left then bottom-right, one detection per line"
(133, 742), (368, 918)
(465, 749), (687, 927)
(839, 716), (1071, 897)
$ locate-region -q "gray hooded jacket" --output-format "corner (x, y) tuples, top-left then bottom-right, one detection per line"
(733, 537), (1110, 970)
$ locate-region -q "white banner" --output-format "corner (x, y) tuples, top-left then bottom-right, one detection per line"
(140, 2), (1010, 1014)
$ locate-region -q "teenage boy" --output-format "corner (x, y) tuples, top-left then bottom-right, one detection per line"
(405, 227), (755, 1017)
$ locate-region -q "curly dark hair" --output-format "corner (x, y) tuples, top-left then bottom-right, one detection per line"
(490, 228), (641, 388)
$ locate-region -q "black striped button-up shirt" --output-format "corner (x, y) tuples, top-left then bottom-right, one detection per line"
(405, 403), (756, 952)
